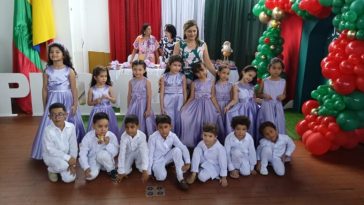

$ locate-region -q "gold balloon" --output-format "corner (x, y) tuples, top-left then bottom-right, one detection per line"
(259, 12), (270, 24)
(272, 7), (284, 20)
(347, 30), (356, 39)
(269, 19), (281, 28)
(311, 108), (318, 115)
(270, 45), (276, 50)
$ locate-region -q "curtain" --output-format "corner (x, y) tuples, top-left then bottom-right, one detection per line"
(109, 0), (161, 62)
(281, 14), (303, 102)
(204, 0), (265, 68)
(161, 0), (205, 39)
(293, 16), (334, 110)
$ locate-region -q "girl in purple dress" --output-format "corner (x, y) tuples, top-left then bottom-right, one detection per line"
(31, 43), (85, 160)
(180, 63), (221, 148)
(226, 66), (259, 143)
(256, 58), (286, 140)
(214, 65), (237, 141)
(120, 60), (156, 136)
(87, 66), (119, 138)
(159, 55), (187, 136)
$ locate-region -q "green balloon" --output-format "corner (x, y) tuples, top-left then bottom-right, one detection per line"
(345, 0), (355, 4)
(357, 110), (364, 120)
(319, 0), (333, 7)
(325, 100), (335, 110)
(333, 15), (341, 27)
(341, 5), (350, 13)
(332, 6), (342, 14)
(345, 11), (358, 22)
(356, 30), (364, 40)
(262, 73), (270, 79)
(253, 5), (262, 16)
(350, 0), (364, 15)
(336, 111), (360, 131)
(266, 9), (272, 16)
(332, 0), (344, 7)
(344, 91), (364, 110)
(334, 100), (346, 110)
(345, 22), (356, 30)
(311, 90), (320, 99)
(356, 15), (364, 29)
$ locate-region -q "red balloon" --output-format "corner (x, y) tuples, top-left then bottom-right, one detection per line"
(356, 76), (364, 92)
(322, 116), (335, 126)
(332, 75), (356, 95)
(346, 40), (364, 55)
(305, 132), (331, 155)
(302, 130), (313, 145)
(305, 114), (317, 122)
(301, 100), (319, 116)
(328, 122), (340, 133)
(333, 132), (348, 146)
(342, 137), (358, 149)
(348, 54), (361, 65)
(318, 124), (329, 135)
(322, 61), (340, 80)
(324, 131), (335, 141)
(330, 144), (340, 151)
(353, 64), (364, 77)
(339, 60), (354, 75)
(296, 120), (309, 136)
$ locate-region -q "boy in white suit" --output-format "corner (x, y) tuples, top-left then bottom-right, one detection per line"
(79, 112), (119, 181)
(42, 103), (78, 183)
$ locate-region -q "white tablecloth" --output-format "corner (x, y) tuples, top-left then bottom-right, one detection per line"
(109, 68), (239, 114)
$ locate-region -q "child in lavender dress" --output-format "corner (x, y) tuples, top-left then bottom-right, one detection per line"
(214, 65), (237, 141)
(256, 58), (286, 141)
(120, 60), (156, 136)
(31, 43), (85, 160)
(159, 55), (187, 136)
(87, 66), (119, 139)
(226, 66), (259, 143)
(180, 63), (221, 148)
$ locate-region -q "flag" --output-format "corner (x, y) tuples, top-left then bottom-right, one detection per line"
(12, 0), (42, 114)
(32, 0), (56, 61)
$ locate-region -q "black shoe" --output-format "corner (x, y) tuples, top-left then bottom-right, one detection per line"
(108, 169), (118, 181)
(177, 179), (189, 191)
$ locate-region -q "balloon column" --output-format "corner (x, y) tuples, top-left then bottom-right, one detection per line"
(252, 0), (364, 155)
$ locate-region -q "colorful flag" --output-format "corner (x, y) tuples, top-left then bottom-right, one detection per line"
(12, 0), (42, 114)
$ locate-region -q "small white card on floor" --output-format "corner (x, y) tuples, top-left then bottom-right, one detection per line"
(145, 186), (165, 197)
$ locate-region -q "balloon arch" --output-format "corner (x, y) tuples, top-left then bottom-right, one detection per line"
(252, 0), (364, 155)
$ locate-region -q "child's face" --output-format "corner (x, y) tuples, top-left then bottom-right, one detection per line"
(202, 131), (217, 147)
(242, 70), (256, 83)
(144, 26), (152, 36)
(164, 30), (172, 38)
(185, 25), (198, 40)
(93, 119), (109, 137)
(125, 123), (138, 137)
(269, 63), (283, 78)
(132, 65), (146, 78)
(262, 126), (278, 142)
(49, 47), (64, 62)
(49, 108), (67, 124)
(170, 61), (182, 73)
(157, 123), (172, 138)
(218, 68), (230, 81)
(234, 124), (248, 140)
(195, 66), (207, 79)
(94, 71), (108, 85)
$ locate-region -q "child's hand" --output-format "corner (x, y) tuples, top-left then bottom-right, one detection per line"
(141, 170), (149, 183)
(103, 94), (111, 100)
(144, 109), (151, 117)
(281, 154), (288, 162)
(220, 177), (228, 187)
(182, 163), (191, 172)
(263, 94), (272, 100)
(95, 98), (102, 105)
(224, 106), (230, 114)
(229, 170), (239, 179)
(255, 98), (263, 104)
(84, 168), (92, 178)
(277, 94), (286, 101)
(68, 157), (77, 166)
(104, 136), (110, 145)
(71, 105), (77, 115)
(68, 165), (77, 176)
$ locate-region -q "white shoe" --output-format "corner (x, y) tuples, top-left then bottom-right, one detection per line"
(48, 172), (58, 182)
(260, 167), (268, 176)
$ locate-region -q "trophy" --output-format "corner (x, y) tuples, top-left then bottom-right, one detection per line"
(221, 41), (233, 62)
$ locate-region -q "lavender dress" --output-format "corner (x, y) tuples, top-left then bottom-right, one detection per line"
(161, 72), (184, 136)
(215, 82), (233, 140)
(87, 85), (119, 139)
(180, 79), (221, 148)
(31, 66), (85, 160)
(120, 77), (156, 136)
(226, 82), (259, 143)
(256, 78), (286, 139)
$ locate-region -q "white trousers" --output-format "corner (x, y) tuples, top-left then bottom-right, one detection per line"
(230, 148), (253, 176)
(122, 150), (144, 175)
(86, 150), (115, 181)
(191, 148), (219, 182)
(152, 147), (184, 181)
(259, 146), (285, 176)
(44, 156), (76, 183)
